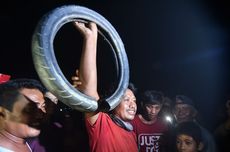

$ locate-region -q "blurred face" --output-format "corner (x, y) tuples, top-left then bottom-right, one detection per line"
(174, 103), (195, 123)
(176, 134), (199, 152)
(5, 88), (46, 138)
(114, 89), (137, 121)
(143, 104), (162, 121)
(20, 88), (46, 113)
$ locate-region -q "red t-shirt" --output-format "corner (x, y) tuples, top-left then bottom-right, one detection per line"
(85, 112), (138, 152)
(131, 115), (169, 152)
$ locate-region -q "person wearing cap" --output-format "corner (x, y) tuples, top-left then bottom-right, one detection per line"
(175, 121), (204, 152)
(131, 90), (170, 152)
(173, 95), (217, 152)
(173, 95), (198, 124)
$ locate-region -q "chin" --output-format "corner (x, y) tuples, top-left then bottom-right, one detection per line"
(127, 115), (135, 121)
(149, 115), (157, 120)
(27, 127), (41, 137)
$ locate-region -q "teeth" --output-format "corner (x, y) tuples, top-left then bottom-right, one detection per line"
(128, 110), (135, 114)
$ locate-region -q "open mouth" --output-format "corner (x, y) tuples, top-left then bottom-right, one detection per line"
(127, 110), (136, 115)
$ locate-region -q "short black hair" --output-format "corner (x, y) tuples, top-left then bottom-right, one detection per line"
(140, 90), (164, 105)
(8, 78), (47, 93)
(175, 121), (202, 144)
(128, 82), (137, 95)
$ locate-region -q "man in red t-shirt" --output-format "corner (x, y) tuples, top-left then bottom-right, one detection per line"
(72, 21), (138, 152)
(131, 90), (170, 152)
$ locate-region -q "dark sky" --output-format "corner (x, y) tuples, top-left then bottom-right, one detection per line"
(1, 0), (230, 130)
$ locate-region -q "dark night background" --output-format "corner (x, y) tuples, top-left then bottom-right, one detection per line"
(1, 0), (230, 131)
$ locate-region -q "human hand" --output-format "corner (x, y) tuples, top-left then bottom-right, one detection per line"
(73, 21), (98, 40)
(71, 69), (82, 88)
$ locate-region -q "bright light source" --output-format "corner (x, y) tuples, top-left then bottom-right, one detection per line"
(165, 115), (172, 123)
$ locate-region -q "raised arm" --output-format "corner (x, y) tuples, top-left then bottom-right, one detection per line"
(73, 21), (99, 125)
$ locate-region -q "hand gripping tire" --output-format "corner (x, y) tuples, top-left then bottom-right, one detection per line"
(31, 5), (129, 112)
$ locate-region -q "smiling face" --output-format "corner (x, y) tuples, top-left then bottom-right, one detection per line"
(4, 88), (46, 138)
(174, 103), (196, 123)
(114, 89), (137, 122)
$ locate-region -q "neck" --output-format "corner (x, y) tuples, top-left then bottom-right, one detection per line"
(139, 114), (157, 124)
(0, 129), (25, 144)
(110, 114), (133, 131)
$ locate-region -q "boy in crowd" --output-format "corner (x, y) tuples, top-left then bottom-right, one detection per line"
(131, 90), (170, 152)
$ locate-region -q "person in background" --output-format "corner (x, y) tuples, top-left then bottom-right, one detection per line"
(214, 99), (230, 152)
(175, 121), (204, 152)
(72, 21), (138, 152)
(173, 95), (217, 152)
(131, 90), (170, 152)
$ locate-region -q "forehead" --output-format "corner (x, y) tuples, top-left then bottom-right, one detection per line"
(20, 88), (44, 103)
(175, 103), (192, 108)
(123, 89), (135, 98)
(20, 88), (43, 98)
(177, 134), (195, 142)
(145, 103), (161, 107)
(20, 88), (42, 95)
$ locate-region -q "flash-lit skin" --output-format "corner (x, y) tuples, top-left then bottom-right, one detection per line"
(74, 21), (137, 125)
(20, 88), (46, 113)
(176, 134), (200, 152)
(114, 89), (137, 121)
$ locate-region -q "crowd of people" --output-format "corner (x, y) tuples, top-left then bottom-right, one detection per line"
(0, 21), (229, 152)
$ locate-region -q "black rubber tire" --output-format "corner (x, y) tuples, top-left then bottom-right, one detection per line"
(31, 5), (129, 112)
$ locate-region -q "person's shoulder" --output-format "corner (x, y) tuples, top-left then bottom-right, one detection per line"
(99, 112), (110, 118)
(198, 125), (212, 134)
(133, 114), (144, 123)
(95, 112), (112, 123)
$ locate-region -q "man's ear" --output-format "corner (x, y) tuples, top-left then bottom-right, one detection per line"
(0, 107), (8, 129)
(0, 107), (7, 119)
(198, 142), (204, 151)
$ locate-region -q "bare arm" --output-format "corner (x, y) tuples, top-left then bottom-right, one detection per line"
(73, 21), (99, 125)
